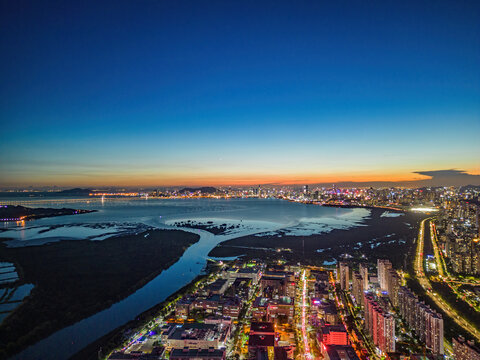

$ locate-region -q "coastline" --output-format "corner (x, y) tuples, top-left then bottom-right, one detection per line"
(317, 203), (404, 212)
(0, 229), (200, 359)
(0, 199), (424, 359)
(208, 207), (427, 268)
(0, 205), (96, 223)
(68, 268), (216, 360)
(71, 208), (426, 360)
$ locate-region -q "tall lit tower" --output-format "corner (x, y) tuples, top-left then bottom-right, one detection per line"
(338, 262), (350, 290)
(359, 263), (369, 290)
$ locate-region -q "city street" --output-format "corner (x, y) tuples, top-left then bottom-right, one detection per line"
(414, 218), (480, 343)
(300, 270), (313, 360)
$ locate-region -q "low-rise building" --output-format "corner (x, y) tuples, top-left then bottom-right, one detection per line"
(169, 347), (226, 360)
(321, 345), (360, 360)
(319, 324), (349, 345)
(176, 297), (194, 318)
(248, 322), (276, 359)
(108, 347), (165, 360)
(318, 303), (340, 325)
(165, 323), (230, 350)
(229, 277), (252, 299)
(252, 297), (294, 322)
(227, 267), (261, 285)
(200, 279), (229, 296)
(221, 297), (241, 318)
(192, 295), (222, 313)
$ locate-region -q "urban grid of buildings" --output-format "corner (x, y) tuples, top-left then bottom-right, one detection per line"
(3, 185), (480, 359)
(106, 255), (479, 360)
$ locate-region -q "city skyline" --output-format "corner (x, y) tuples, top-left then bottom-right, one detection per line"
(1, 0), (479, 188)
(1, 169), (480, 190)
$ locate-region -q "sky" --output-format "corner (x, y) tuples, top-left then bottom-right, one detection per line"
(1, 0), (479, 188)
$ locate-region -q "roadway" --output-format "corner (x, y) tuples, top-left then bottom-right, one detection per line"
(429, 222), (480, 311)
(328, 272), (376, 360)
(300, 270), (313, 360)
(413, 218), (480, 343)
(429, 222), (446, 278)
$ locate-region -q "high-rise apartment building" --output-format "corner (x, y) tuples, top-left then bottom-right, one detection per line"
(338, 262), (350, 290)
(386, 268), (401, 307)
(352, 271), (364, 306)
(426, 312), (444, 356)
(379, 312), (396, 354)
(363, 292), (395, 354)
(359, 263), (369, 290)
(377, 259), (392, 291)
(398, 287), (444, 356)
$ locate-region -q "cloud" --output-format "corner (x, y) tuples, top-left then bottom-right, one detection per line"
(413, 169), (479, 179)
(309, 169), (480, 188)
(410, 169), (480, 186)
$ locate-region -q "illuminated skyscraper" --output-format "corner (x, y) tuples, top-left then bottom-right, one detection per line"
(426, 312), (444, 356)
(377, 259), (392, 291)
(352, 271), (364, 306)
(337, 262), (350, 290)
(363, 292), (395, 354)
(386, 269), (401, 307)
(359, 263), (369, 290)
(398, 286), (444, 356)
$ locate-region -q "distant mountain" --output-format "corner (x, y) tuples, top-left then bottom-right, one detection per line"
(178, 187), (217, 194)
(58, 188), (92, 195)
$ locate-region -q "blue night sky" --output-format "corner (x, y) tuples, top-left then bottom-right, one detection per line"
(1, 0), (479, 187)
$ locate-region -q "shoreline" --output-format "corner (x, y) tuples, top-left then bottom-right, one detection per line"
(72, 208), (426, 360)
(68, 267), (218, 360)
(208, 207), (428, 268)
(0, 205), (96, 223)
(316, 203), (404, 211)
(163, 201), (404, 237)
(0, 229), (200, 359)
(0, 199), (420, 359)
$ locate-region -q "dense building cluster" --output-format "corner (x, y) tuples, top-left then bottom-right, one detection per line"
(338, 260), (397, 356)
(335, 258), (455, 359)
(107, 261), (368, 360)
(364, 292), (395, 354)
(137, 184), (480, 214)
(397, 287), (444, 356)
(106, 241), (479, 360)
(3, 185), (480, 360)
(453, 335), (480, 360)
(437, 201), (480, 275)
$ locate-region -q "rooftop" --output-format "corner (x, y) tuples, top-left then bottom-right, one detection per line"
(324, 345), (360, 360)
(168, 323), (227, 341)
(250, 322), (275, 334)
(322, 324), (347, 334)
(248, 334), (275, 347)
(170, 347), (225, 359)
(238, 268), (259, 274)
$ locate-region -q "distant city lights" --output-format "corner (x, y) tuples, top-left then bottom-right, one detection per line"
(411, 207), (439, 213)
